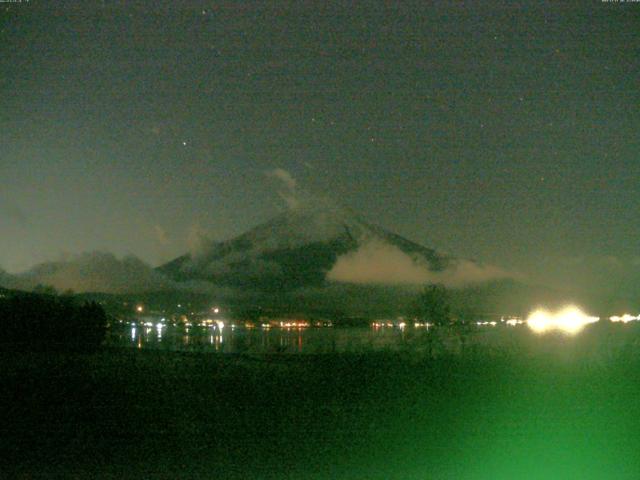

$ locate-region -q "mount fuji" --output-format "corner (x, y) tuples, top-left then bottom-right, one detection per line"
(158, 200), (506, 291)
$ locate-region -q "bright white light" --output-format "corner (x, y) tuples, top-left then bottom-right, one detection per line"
(526, 306), (599, 335)
(213, 307), (220, 314)
(610, 314), (640, 323)
(215, 320), (224, 331)
(156, 323), (164, 339)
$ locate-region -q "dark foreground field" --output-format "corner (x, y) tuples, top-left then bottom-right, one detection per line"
(3, 332), (640, 479)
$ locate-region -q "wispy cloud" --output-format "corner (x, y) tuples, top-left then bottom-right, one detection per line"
(187, 224), (217, 258)
(0, 196), (27, 227)
(267, 168), (301, 209)
(153, 225), (170, 246)
(268, 168), (297, 190)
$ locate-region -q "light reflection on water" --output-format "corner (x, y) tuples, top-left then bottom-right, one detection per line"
(106, 321), (640, 355)
(108, 324), (420, 354)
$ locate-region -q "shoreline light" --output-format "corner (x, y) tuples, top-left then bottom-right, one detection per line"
(504, 317), (524, 326)
(526, 306), (599, 335)
(610, 314), (640, 323)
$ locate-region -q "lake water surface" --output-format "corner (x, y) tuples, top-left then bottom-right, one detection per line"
(107, 323), (427, 354)
(106, 320), (640, 356)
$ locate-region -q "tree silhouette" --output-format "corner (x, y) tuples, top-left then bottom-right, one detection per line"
(413, 284), (451, 326)
(0, 292), (107, 352)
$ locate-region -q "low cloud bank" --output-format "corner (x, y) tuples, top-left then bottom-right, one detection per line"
(440, 259), (513, 286)
(0, 252), (242, 295)
(4, 252), (174, 294)
(32, 252), (174, 293)
(326, 239), (511, 287)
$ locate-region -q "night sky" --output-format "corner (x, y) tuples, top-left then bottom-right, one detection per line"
(1, 1), (639, 295)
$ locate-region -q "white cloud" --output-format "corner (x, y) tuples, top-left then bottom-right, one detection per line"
(327, 239), (433, 285)
(327, 239), (511, 287)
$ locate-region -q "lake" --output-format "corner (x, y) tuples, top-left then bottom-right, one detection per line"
(107, 322), (436, 354)
(105, 320), (640, 356)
